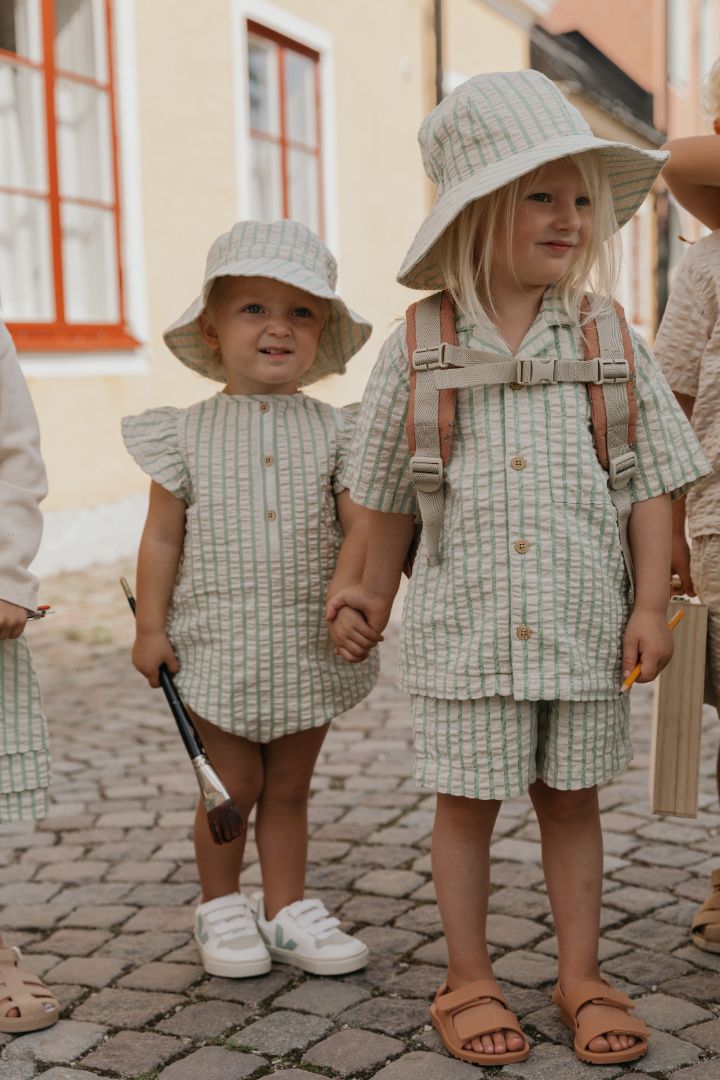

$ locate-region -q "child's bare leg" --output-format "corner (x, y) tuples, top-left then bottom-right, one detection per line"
(190, 711), (264, 901)
(432, 793), (526, 1056)
(255, 723), (329, 918)
(530, 780), (635, 1055)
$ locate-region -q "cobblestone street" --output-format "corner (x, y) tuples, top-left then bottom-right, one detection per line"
(1, 560), (720, 1079)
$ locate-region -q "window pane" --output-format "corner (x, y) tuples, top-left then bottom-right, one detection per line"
(0, 59), (47, 191)
(54, 0), (107, 81)
(288, 149), (319, 233)
(284, 51), (316, 146)
(249, 136), (283, 221)
(61, 202), (118, 322)
(55, 78), (113, 201)
(0, 193), (53, 319)
(0, 0), (41, 62)
(248, 36), (279, 135)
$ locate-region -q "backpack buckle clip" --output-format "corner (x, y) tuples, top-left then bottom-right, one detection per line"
(413, 343), (450, 370)
(515, 357), (556, 386)
(608, 450), (637, 488)
(593, 357), (631, 384)
(410, 455), (443, 493)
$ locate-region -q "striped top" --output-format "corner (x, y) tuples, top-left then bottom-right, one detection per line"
(122, 393), (378, 740)
(349, 289), (710, 701)
(654, 231), (720, 539)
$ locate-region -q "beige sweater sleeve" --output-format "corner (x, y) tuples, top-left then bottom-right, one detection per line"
(0, 322), (47, 610)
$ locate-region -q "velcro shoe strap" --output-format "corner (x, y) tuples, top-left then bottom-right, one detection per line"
(453, 1000), (524, 1044)
(435, 978), (508, 1014)
(563, 979), (633, 1017)
(576, 1004), (648, 1053)
(693, 907), (720, 931)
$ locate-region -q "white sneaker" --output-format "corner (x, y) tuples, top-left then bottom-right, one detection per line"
(252, 892), (369, 975)
(194, 892), (271, 977)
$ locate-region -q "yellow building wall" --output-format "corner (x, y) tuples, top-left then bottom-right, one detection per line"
(26, 0), (531, 515)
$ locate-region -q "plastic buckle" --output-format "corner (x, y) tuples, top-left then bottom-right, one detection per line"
(608, 450), (637, 488)
(515, 357), (556, 386)
(413, 343), (450, 370)
(592, 357), (630, 384)
(410, 455), (443, 493)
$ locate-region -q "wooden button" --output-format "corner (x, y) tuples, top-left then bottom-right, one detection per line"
(514, 539), (529, 554)
(516, 624), (532, 640)
(264, 455), (275, 466)
(511, 456), (527, 471)
(266, 510), (277, 521)
(259, 402), (270, 412)
(509, 382), (523, 391)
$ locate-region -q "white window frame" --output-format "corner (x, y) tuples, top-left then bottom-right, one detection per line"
(20, 0), (148, 378)
(232, 0), (338, 256)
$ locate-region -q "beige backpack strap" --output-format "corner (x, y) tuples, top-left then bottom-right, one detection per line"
(406, 291), (457, 566)
(582, 298), (638, 593)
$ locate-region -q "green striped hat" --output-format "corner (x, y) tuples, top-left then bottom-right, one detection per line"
(398, 69), (668, 290)
(164, 219), (372, 385)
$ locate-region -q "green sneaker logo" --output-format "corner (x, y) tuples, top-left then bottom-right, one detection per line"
(275, 925), (297, 951)
(196, 915), (209, 945)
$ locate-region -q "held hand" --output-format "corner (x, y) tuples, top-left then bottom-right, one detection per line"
(132, 631), (179, 688)
(326, 586), (393, 635)
(622, 609), (674, 685)
(329, 605), (383, 663)
(671, 530), (695, 596)
(0, 600), (29, 640)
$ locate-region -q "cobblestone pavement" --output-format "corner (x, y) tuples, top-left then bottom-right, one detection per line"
(1, 560), (720, 1080)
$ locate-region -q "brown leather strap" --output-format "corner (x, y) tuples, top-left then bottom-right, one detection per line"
(406, 290), (457, 465)
(581, 298), (637, 467)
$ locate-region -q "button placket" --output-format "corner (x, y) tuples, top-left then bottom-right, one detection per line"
(506, 382), (539, 684)
(259, 400), (279, 550)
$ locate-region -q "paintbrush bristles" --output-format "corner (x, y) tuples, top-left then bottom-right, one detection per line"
(191, 754), (244, 844)
(207, 801), (245, 845)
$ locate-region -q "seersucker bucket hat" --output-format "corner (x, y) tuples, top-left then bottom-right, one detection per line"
(398, 69), (668, 290)
(164, 219), (372, 385)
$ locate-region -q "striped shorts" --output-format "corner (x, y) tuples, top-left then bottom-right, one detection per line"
(0, 636), (50, 824)
(412, 694), (632, 800)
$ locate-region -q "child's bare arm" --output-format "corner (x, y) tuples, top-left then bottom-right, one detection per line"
(661, 136), (720, 230)
(670, 392), (696, 596)
(327, 509), (416, 634)
(132, 480), (186, 687)
(327, 490), (383, 661)
(623, 493), (674, 683)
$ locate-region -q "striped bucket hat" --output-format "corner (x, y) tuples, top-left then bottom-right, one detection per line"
(398, 69), (668, 290)
(164, 219), (372, 385)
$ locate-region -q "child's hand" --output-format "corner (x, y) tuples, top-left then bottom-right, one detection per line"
(132, 631), (179, 688)
(326, 586), (393, 635)
(329, 605), (383, 663)
(622, 609), (674, 685)
(0, 599), (29, 640)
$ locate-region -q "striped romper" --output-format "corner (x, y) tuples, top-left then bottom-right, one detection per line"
(349, 288), (710, 799)
(122, 392), (378, 740)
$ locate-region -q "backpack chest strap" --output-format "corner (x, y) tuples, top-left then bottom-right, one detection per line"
(431, 350), (630, 390)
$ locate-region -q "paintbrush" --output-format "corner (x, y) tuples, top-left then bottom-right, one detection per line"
(120, 578), (243, 845)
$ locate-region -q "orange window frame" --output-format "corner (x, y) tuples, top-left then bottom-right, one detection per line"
(247, 21), (324, 239)
(4, 0), (137, 352)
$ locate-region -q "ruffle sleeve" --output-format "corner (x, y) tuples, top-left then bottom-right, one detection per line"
(121, 407), (191, 502)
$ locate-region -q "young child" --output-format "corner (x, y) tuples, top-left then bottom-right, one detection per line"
(654, 57), (720, 954)
(0, 321), (58, 1033)
(328, 71), (710, 1066)
(123, 220), (379, 978)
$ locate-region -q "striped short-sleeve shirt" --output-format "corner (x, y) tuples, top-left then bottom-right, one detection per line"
(123, 393), (378, 740)
(349, 288), (710, 701)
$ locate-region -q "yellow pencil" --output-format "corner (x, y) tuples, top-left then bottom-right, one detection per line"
(619, 608), (685, 693)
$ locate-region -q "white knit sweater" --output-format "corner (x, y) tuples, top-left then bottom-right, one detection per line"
(0, 322), (47, 610)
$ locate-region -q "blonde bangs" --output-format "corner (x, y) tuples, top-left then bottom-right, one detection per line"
(437, 151), (621, 328)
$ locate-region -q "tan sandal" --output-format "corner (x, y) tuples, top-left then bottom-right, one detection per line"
(553, 978), (648, 1065)
(691, 869), (720, 953)
(430, 979), (530, 1065)
(0, 946), (59, 1034)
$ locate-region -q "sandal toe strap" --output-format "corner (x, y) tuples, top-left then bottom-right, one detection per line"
(693, 906), (720, 933)
(560, 979), (633, 1017)
(0, 951), (58, 1020)
(453, 1000), (524, 1044)
(576, 1005), (648, 1052)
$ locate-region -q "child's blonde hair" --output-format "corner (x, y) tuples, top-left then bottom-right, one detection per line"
(436, 151), (620, 328)
(702, 57), (720, 123)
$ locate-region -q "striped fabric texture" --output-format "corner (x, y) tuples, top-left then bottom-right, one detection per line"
(164, 220), (372, 385)
(412, 693), (632, 798)
(690, 536), (720, 708)
(349, 288), (710, 702)
(397, 70), (667, 289)
(654, 231), (720, 540)
(123, 393), (378, 740)
(0, 636), (50, 823)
